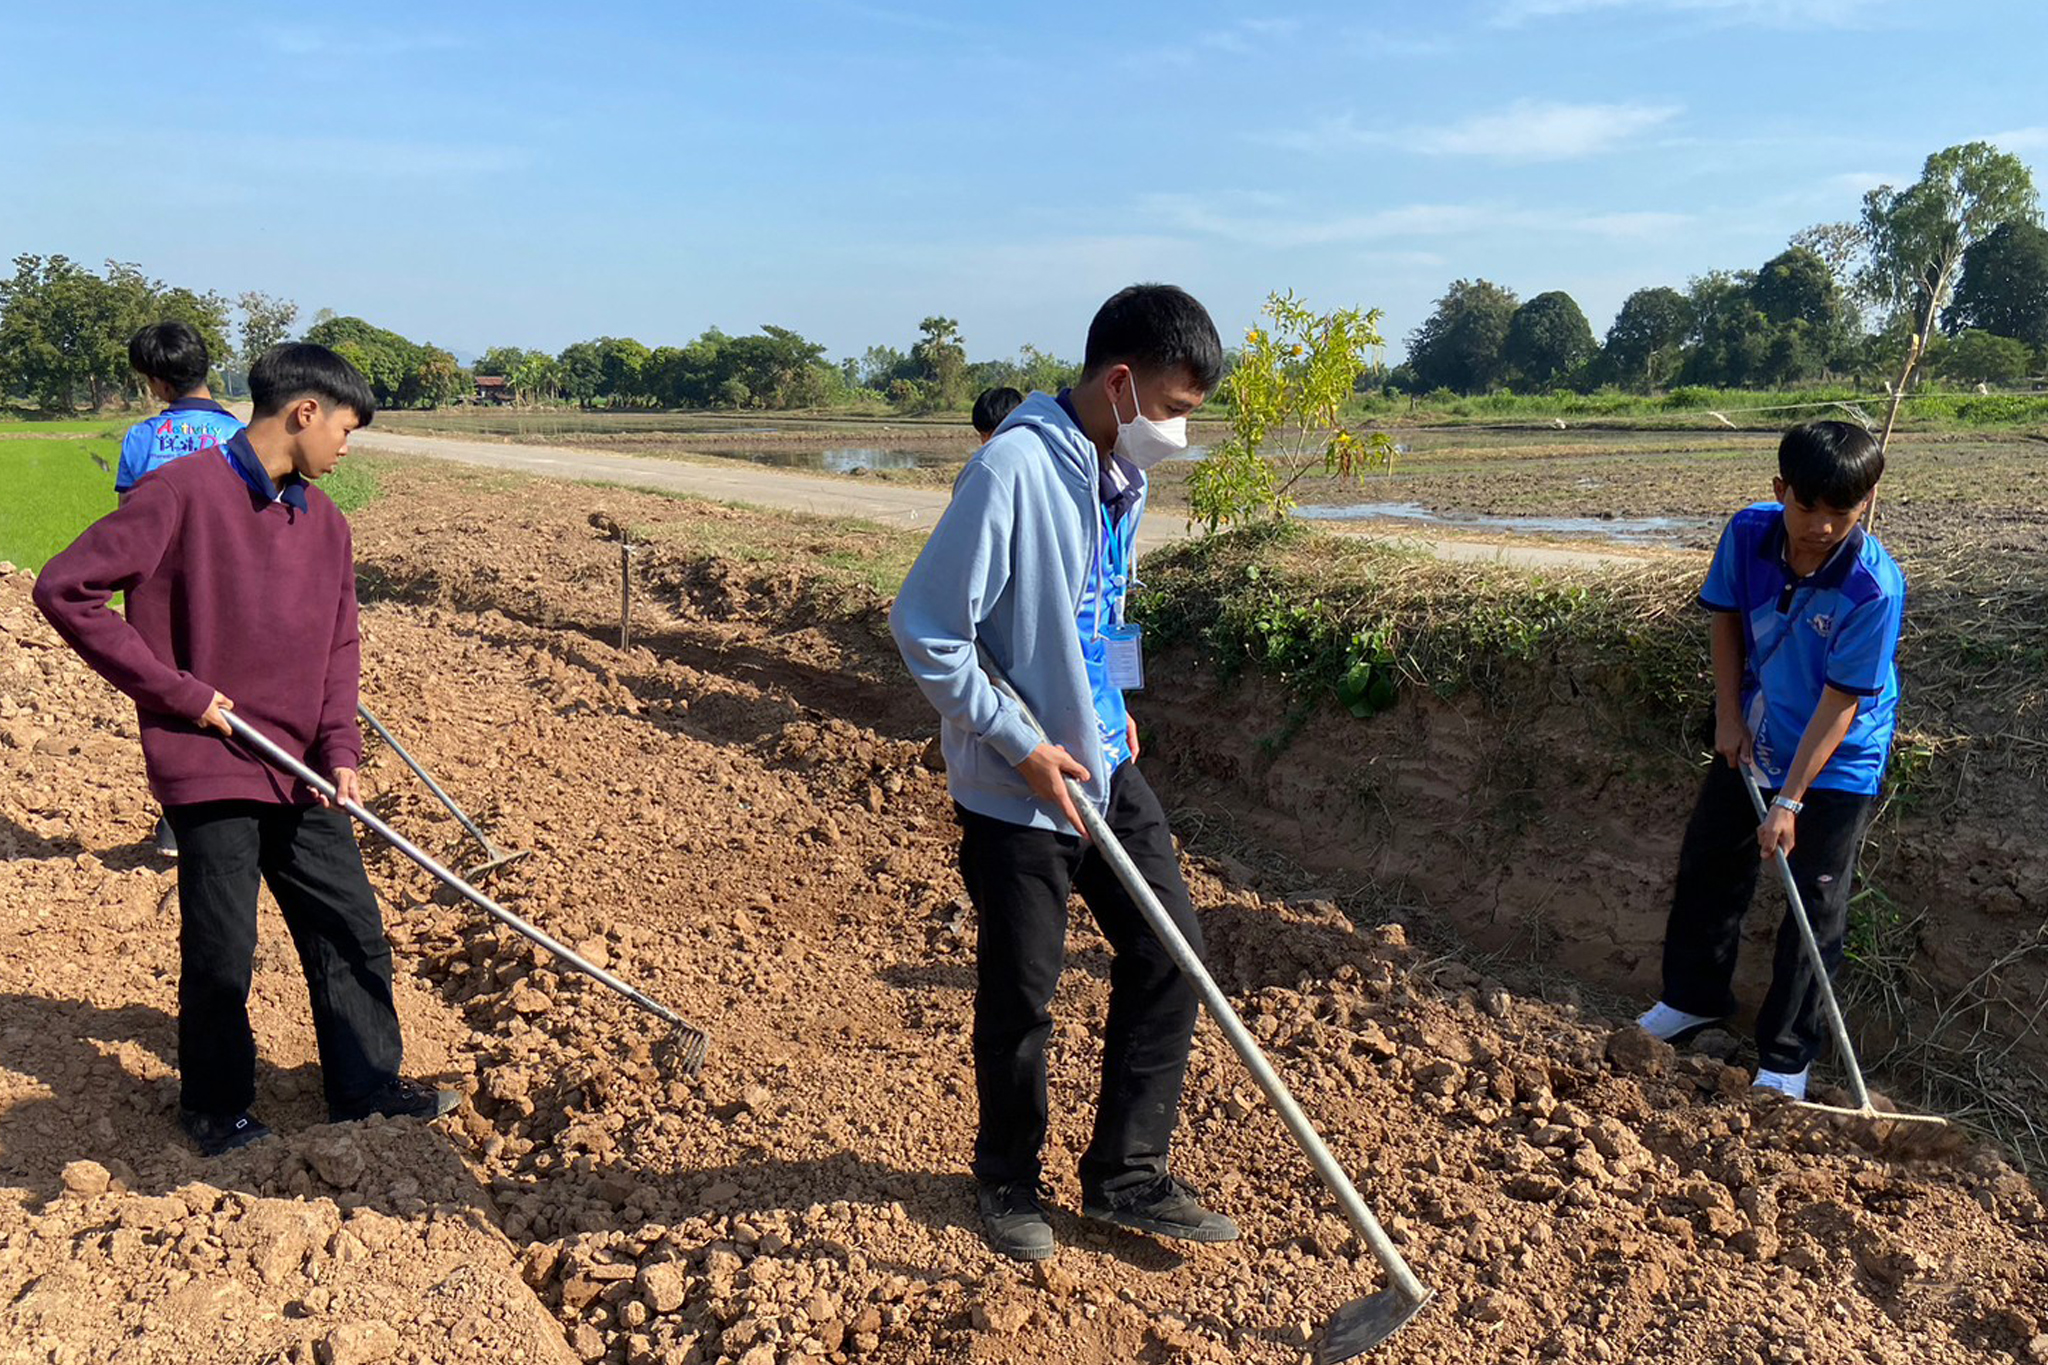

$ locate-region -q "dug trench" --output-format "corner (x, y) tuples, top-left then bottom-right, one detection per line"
(0, 464), (2043, 1365)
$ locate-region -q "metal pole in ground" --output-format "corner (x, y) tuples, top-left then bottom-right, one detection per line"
(619, 540), (636, 650)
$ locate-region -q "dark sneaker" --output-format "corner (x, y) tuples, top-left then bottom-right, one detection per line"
(977, 1180), (1056, 1262)
(154, 814), (179, 860)
(181, 1109), (271, 1157)
(330, 1078), (461, 1124)
(1083, 1174), (1239, 1243)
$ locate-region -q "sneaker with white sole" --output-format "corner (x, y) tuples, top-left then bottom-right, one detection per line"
(1752, 1067), (1810, 1100)
(1635, 1001), (1722, 1044)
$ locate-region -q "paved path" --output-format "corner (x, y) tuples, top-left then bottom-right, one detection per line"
(353, 429), (1658, 570)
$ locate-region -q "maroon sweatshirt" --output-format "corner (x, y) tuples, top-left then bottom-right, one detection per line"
(32, 436), (362, 807)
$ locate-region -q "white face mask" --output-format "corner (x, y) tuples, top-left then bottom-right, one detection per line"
(1109, 374), (1188, 470)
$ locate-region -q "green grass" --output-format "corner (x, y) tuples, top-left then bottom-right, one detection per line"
(0, 432), (123, 569)
(322, 459), (383, 514)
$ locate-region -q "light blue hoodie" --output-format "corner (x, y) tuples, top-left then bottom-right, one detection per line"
(889, 391), (1145, 833)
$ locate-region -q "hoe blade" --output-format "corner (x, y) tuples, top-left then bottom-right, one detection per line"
(1315, 1288), (1432, 1364)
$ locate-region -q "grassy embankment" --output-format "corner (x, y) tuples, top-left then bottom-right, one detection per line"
(0, 420), (384, 569)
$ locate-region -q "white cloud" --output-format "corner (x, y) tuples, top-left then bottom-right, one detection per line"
(1263, 100), (1680, 163)
(1987, 126), (2048, 154)
(1493, 0), (1895, 26)
(1157, 16), (1302, 67)
(1138, 192), (1691, 248)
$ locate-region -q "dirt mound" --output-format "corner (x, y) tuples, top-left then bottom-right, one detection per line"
(2, 474), (2046, 1364)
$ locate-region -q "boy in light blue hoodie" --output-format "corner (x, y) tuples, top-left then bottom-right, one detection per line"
(890, 284), (1234, 1261)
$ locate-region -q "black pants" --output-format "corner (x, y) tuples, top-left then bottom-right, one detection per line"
(164, 801), (404, 1115)
(1660, 762), (1876, 1074)
(956, 763), (1202, 1197)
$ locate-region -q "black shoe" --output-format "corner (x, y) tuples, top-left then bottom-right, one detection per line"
(330, 1077), (461, 1124)
(977, 1180), (1056, 1262)
(181, 1109), (271, 1157)
(154, 814), (178, 860)
(1082, 1174), (1240, 1243)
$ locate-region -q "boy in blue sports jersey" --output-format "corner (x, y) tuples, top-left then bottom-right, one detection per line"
(1635, 420), (1904, 1101)
(890, 285), (1237, 1262)
(117, 321), (248, 858)
(116, 321), (245, 500)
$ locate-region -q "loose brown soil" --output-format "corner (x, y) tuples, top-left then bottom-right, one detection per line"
(2, 467), (2044, 1364)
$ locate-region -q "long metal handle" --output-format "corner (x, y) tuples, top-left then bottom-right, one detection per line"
(1741, 766), (1873, 1110)
(985, 664), (1428, 1307)
(225, 711), (687, 1031)
(357, 702), (506, 859)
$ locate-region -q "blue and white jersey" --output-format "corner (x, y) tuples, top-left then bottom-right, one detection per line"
(116, 398), (244, 493)
(1699, 502), (1906, 795)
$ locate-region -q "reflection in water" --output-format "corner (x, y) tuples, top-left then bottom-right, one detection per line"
(1295, 500), (1711, 545)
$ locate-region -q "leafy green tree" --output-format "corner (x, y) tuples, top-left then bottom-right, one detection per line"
(0, 254), (98, 410)
(0, 254), (228, 409)
(598, 336), (650, 403)
(1502, 291), (1595, 390)
(474, 345), (531, 379)
(236, 291), (298, 365)
(1016, 344), (1078, 394)
(1936, 329), (2034, 384)
(557, 340), (604, 407)
(1858, 141), (2040, 335)
(1680, 271), (1772, 387)
(1747, 247), (1855, 383)
(1948, 220), (2048, 350)
(1189, 291), (1393, 532)
(400, 345), (464, 407)
(1405, 279), (1518, 394)
(1602, 286), (1691, 391)
(303, 315), (421, 407)
(507, 350), (561, 404)
(912, 316), (968, 407)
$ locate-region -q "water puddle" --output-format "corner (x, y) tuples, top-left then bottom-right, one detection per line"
(1294, 500), (1711, 545)
(695, 447), (932, 473)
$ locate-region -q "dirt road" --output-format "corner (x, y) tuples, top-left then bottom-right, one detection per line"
(352, 429), (1654, 571)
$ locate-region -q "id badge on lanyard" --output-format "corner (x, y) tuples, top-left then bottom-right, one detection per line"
(1098, 506), (1144, 691)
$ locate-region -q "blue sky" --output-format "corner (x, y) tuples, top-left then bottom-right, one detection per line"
(4, 0), (2045, 365)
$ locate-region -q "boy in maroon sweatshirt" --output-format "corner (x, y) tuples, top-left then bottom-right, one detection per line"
(34, 342), (456, 1156)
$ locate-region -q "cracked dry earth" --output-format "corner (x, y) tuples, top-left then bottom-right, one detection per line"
(1, 467), (2044, 1365)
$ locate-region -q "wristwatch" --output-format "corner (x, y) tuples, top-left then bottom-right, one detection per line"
(1770, 795), (1805, 814)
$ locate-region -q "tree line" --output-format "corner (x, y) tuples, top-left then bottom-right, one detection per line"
(6, 142), (2043, 416)
(1398, 142), (2048, 396)
(0, 261), (1079, 417)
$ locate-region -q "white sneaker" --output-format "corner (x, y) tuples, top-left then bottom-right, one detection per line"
(1752, 1067), (1810, 1100)
(1635, 1001), (1719, 1042)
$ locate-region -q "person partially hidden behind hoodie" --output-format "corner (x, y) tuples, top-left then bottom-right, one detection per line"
(888, 284), (1236, 1261)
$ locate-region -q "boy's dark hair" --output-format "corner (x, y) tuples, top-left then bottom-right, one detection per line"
(1778, 420), (1882, 509)
(249, 343), (377, 424)
(127, 321), (211, 394)
(1081, 284), (1224, 393)
(972, 386), (1024, 435)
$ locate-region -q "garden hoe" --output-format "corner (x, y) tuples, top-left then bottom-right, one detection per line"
(358, 701), (531, 880)
(981, 656), (1432, 1363)
(1741, 766), (1945, 1138)
(225, 711), (708, 1076)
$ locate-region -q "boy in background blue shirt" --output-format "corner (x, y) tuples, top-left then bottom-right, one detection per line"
(1636, 421), (1904, 1100)
(117, 321), (247, 857)
(116, 321), (245, 498)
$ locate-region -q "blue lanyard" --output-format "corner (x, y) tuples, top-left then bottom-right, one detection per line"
(1094, 501), (1129, 635)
